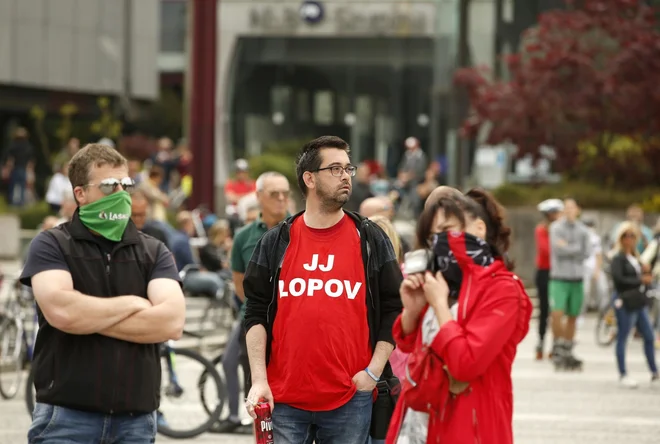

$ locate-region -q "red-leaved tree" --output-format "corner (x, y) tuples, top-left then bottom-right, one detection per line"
(455, 0), (660, 187)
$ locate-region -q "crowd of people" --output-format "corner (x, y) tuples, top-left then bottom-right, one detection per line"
(534, 199), (660, 385)
(15, 135), (539, 444)
(10, 124), (660, 444)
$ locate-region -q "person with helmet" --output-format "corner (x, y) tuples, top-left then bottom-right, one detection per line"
(535, 199), (564, 360)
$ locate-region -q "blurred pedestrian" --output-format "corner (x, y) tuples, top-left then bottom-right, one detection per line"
(549, 198), (591, 370)
(535, 198), (564, 360)
(610, 222), (658, 388)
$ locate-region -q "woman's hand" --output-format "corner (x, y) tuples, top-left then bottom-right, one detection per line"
(423, 271), (450, 309)
(400, 274), (427, 317)
(443, 365), (470, 395)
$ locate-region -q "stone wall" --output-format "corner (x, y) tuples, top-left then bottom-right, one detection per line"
(0, 214), (21, 260)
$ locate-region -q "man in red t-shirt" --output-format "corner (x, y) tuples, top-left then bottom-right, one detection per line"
(535, 198), (564, 360)
(243, 136), (403, 444)
(224, 159), (256, 205)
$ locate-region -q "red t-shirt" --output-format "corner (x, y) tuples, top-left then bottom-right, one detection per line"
(224, 179), (256, 203)
(535, 224), (550, 270)
(268, 214), (371, 411)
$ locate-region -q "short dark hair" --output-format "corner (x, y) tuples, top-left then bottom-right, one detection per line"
(295, 136), (350, 196)
(69, 143), (127, 188)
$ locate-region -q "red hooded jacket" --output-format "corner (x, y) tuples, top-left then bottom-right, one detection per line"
(386, 234), (533, 444)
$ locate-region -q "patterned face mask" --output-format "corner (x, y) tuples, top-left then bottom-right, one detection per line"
(429, 231), (495, 298)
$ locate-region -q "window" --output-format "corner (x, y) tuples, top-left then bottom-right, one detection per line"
(270, 86), (292, 120)
(337, 94), (351, 122)
(356, 95), (373, 129)
(296, 90), (310, 122)
(314, 91), (334, 125)
(161, 1), (188, 52)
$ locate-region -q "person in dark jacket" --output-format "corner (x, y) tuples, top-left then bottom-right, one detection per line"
(20, 143), (185, 443)
(3, 126), (33, 207)
(243, 136), (403, 444)
(610, 221), (659, 389)
(199, 219), (231, 273)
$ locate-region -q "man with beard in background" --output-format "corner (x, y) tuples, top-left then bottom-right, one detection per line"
(243, 136), (402, 443)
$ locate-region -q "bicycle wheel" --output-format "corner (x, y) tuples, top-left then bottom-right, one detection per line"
(0, 318), (25, 400)
(201, 353), (225, 417)
(198, 295), (235, 337)
(25, 364), (36, 416)
(201, 353), (250, 421)
(156, 347), (224, 439)
(596, 307), (617, 347)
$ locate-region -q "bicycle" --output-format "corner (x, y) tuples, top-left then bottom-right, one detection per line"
(0, 277), (38, 400)
(180, 264), (237, 337)
(25, 331), (225, 440)
(595, 304), (617, 347)
(200, 349), (250, 423)
(595, 287), (660, 348)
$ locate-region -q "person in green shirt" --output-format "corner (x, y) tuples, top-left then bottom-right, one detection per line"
(213, 171), (291, 433)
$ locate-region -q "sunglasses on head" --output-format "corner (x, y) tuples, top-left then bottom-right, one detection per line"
(86, 177), (136, 195)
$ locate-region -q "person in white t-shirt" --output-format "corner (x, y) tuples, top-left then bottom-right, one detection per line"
(582, 219), (609, 313)
(45, 162), (74, 213)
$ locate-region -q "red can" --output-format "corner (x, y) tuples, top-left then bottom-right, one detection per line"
(254, 401), (274, 444)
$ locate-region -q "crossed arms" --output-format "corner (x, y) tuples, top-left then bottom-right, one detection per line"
(31, 269), (185, 344)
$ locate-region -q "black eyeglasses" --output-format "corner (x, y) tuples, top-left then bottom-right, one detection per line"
(85, 177), (136, 195)
(314, 165), (357, 177)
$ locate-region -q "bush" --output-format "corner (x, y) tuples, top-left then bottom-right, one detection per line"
(641, 194), (660, 213)
(492, 181), (660, 209)
(248, 153), (298, 188)
(262, 138), (311, 158)
(0, 198), (53, 230)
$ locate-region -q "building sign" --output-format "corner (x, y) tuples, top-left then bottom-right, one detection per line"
(248, 4), (428, 35)
(299, 1), (324, 25)
(335, 6), (426, 35)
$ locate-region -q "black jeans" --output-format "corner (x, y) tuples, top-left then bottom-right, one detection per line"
(221, 321), (251, 419)
(536, 269), (550, 342)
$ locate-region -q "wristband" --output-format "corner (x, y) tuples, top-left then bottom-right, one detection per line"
(365, 367), (380, 382)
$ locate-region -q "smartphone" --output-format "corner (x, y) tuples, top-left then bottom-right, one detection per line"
(403, 249), (432, 275)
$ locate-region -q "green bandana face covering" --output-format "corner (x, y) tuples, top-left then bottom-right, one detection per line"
(78, 191), (132, 242)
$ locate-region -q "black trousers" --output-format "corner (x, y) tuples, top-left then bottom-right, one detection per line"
(535, 269), (550, 342)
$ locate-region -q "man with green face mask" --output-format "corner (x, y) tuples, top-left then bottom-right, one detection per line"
(20, 143), (185, 443)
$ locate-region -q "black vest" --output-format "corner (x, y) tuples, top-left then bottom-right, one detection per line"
(33, 214), (163, 414)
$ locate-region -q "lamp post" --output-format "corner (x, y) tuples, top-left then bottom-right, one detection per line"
(189, 0), (217, 212)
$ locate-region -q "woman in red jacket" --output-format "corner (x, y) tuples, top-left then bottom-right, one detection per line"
(386, 187), (533, 444)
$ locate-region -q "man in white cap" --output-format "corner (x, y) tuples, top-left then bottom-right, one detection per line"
(225, 159), (256, 207)
(396, 137), (427, 217)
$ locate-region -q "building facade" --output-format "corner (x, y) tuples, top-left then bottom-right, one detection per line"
(212, 0), (498, 207)
(0, 0), (160, 159)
